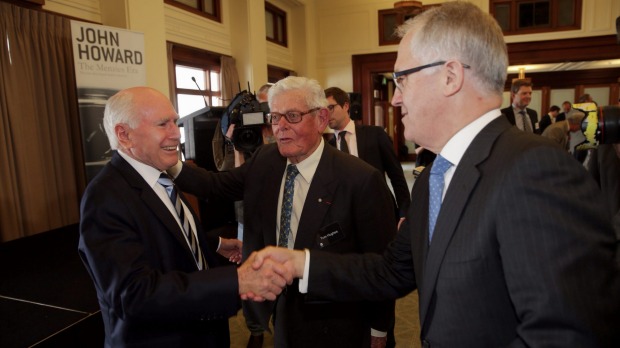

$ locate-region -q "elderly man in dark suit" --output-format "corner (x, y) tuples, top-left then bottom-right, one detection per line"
(501, 79), (539, 133)
(250, 2), (620, 347)
(324, 86), (410, 222)
(171, 76), (397, 348)
(78, 87), (288, 348)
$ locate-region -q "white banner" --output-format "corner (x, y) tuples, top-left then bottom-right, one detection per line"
(70, 21), (146, 181)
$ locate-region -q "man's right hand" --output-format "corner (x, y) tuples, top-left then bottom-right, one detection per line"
(246, 246), (306, 299)
(237, 252), (291, 301)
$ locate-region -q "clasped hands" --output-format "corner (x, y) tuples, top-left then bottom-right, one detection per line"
(237, 246), (306, 301)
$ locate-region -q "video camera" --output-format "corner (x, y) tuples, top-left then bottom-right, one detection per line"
(572, 102), (620, 149)
(221, 89), (270, 154)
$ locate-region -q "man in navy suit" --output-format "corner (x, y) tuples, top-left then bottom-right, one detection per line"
(78, 87), (288, 348)
(324, 86), (410, 222)
(501, 79), (539, 133)
(171, 77), (397, 348)
(250, 3), (620, 347)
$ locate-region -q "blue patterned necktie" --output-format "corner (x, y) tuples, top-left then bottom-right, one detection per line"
(158, 173), (207, 270)
(428, 155), (452, 244)
(278, 164), (299, 248)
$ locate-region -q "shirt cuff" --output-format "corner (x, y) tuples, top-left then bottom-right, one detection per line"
(298, 249), (310, 293)
(371, 329), (387, 337)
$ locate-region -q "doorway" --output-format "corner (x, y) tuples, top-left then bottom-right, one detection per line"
(352, 52), (415, 161)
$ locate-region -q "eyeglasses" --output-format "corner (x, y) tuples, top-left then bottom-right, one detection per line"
(266, 107), (321, 124)
(392, 61), (471, 90)
(327, 104), (339, 112)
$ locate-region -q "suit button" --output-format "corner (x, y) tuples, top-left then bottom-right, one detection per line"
(422, 340), (430, 348)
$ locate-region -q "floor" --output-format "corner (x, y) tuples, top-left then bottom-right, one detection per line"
(228, 291), (421, 348)
(229, 162), (422, 348)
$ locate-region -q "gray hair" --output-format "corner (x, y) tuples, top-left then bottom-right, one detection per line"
(102, 90), (139, 150)
(566, 109), (585, 125)
(396, 1), (508, 95)
(268, 76), (328, 109)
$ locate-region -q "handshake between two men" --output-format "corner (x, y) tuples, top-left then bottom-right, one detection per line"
(237, 247), (305, 301)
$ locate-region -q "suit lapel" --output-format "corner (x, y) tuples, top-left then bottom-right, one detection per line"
(418, 117), (510, 328)
(111, 153), (199, 266)
(505, 108), (516, 125)
(526, 108), (537, 127)
(260, 158), (287, 247)
(294, 146), (337, 249)
(355, 125), (367, 159)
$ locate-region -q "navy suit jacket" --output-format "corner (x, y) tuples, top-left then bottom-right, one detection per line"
(501, 106), (539, 133)
(329, 124), (411, 217)
(79, 152), (240, 348)
(175, 142), (397, 348)
(307, 116), (620, 347)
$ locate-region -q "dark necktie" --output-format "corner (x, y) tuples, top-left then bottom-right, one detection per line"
(158, 173), (207, 270)
(519, 110), (532, 133)
(338, 131), (349, 154)
(278, 165), (299, 248)
(428, 155), (452, 244)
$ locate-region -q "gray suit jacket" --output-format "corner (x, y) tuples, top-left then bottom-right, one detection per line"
(308, 117), (620, 347)
(175, 142), (397, 348)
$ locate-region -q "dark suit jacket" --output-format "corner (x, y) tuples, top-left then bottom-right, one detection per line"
(501, 106), (539, 133)
(556, 111), (567, 122)
(588, 144), (620, 240)
(328, 125), (411, 217)
(538, 113), (554, 134)
(175, 143), (397, 348)
(78, 152), (240, 348)
(307, 117), (620, 347)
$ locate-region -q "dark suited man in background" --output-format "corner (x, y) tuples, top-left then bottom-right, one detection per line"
(170, 77), (397, 348)
(538, 104), (560, 134)
(250, 2), (620, 347)
(78, 87), (288, 348)
(323, 86), (405, 347)
(324, 86), (410, 222)
(501, 79), (539, 133)
(557, 100), (571, 121)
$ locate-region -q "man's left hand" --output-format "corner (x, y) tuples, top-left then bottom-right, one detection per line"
(370, 335), (387, 348)
(218, 238), (242, 264)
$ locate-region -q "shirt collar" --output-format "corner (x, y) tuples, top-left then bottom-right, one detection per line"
(440, 109), (501, 167)
(343, 120), (356, 135)
(287, 138), (324, 184)
(117, 150), (163, 188)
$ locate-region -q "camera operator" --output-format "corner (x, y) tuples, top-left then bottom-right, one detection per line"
(222, 84), (274, 348)
(579, 101), (620, 265)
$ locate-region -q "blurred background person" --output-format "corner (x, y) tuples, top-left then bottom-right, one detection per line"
(539, 104), (560, 134)
(324, 86), (410, 222)
(501, 79), (538, 133)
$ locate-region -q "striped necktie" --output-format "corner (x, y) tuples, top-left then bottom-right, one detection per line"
(158, 173), (207, 270)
